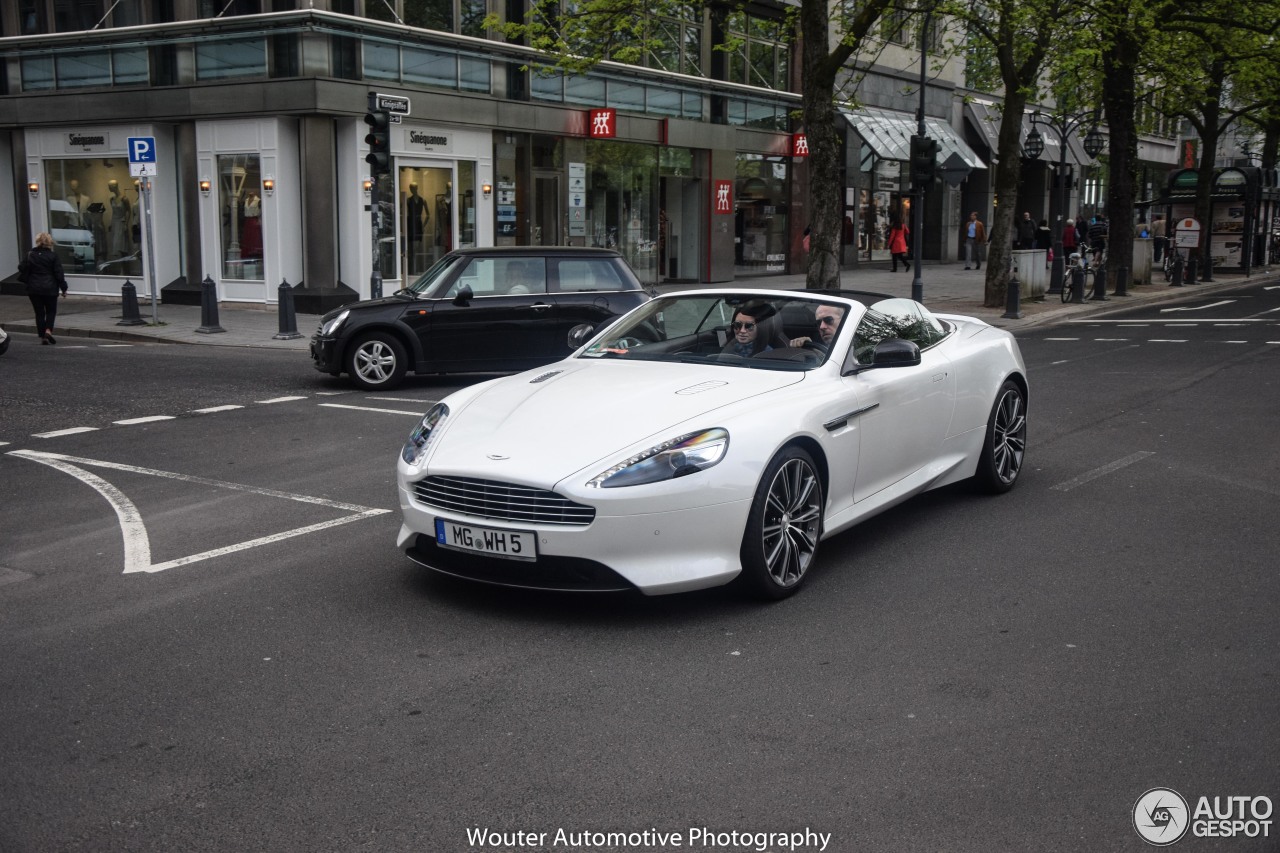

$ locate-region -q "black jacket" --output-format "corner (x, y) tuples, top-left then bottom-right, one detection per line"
(19, 247), (68, 297)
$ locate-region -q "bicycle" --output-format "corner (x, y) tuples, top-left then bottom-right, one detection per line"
(1061, 251), (1095, 302)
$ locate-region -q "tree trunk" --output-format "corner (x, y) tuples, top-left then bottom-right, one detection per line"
(1102, 31), (1139, 294)
(800, 0), (843, 289)
(984, 91), (1031, 307)
(1194, 61), (1226, 272)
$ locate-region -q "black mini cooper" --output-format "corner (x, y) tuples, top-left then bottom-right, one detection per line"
(310, 247), (651, 390)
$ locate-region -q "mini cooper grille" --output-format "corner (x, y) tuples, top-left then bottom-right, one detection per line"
(413, 476), (595, 526)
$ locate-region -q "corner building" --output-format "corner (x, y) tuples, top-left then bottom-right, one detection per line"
(0, 1), (821, 310)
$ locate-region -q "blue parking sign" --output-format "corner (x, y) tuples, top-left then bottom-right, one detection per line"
(127, 136), (157, 176)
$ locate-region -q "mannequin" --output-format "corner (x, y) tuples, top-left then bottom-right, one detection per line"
(435, 183), (452, 252)
(66, 179), (91, 227)
(241, 192), (262, 259)
(405, 183), (428, 273)
(107, 179), (133, 257)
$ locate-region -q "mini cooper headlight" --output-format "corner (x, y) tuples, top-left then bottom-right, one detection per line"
(588, 428), (729, 488)
(401, 403), (449, 466)
(320, 309), (349, 337)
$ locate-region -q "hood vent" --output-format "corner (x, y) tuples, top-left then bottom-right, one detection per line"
(529, 370), (563, 384)
(676, 380), (728, 395)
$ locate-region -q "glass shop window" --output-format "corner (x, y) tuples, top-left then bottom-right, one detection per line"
(216, 154), (265, 281)
(42, 158), (145, 277)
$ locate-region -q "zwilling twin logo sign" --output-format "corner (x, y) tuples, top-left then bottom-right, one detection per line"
(589, 109), (616, 138)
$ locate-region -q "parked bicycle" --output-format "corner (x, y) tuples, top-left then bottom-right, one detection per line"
(1061, 251), (1095, 303)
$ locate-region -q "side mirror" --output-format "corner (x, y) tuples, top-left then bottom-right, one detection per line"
(452, 284), (474, 306)
(567, 323), (595, 349)
(871, 338), (921, 367)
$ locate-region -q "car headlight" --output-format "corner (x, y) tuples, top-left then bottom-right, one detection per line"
(320, 309), (349, 337)
(401, 403), (449, 466)
(588, 428), (729, 488)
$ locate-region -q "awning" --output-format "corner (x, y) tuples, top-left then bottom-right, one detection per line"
(964, 100), (1093, 165)
(842, 106), (986, 170)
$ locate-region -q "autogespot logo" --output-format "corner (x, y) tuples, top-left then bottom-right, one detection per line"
(1134, 788), (1191, 846)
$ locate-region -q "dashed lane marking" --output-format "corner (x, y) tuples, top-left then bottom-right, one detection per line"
(1148, 339), (1188, 343)
(191, 405), (244, 414)
(1051, 451), (1156, 492)
(5, 450), (390, 575)
(113, 416), (175, 425)
(33, 427), (99, 439)
(99, 344), (133, 348)
(319, 403), (424, 417)
(367, 396), (440, 404)
(255, 396), (307, 404)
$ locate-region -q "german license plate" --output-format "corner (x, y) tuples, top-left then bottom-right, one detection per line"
(434, 518), (536, 561)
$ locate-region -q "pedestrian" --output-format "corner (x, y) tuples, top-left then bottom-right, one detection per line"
(1016, 211), (1036, 249)
(888, 218), (910, 272)
(962, 211), (985, 270)
(17, 232), (69, 345)
(1035, 218), (1052, 251)
(1087, 213), (1109, 264)
(1151, 215), (1167, 263)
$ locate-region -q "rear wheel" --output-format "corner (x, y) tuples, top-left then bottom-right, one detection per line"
(347, 331), (407, 390)
(738, 447), (823, 600)
(974, 380), (1026, 493)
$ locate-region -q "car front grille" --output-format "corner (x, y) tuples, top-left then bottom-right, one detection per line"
(413, 476), (595, 526)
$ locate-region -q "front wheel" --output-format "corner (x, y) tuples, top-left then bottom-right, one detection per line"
(738, 447), (824, 600)
(974, 380), (1027, 493)
(347, 331), (407, 390)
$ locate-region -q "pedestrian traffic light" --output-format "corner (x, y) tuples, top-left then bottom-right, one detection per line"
(910, 135), (938, 187)
(364, 110), (391, 177)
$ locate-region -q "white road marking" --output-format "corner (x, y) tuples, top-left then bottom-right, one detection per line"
(113, 416), (175, 425)
(0, 441), (9, 447)
(368, 396), (440, 404)
(6, 450), (390, 575)
(1094, 338), (1130, 341)
(314, 391), (351, 396)
(33, 427), (99, 438)
(1161, 300), (1236, 313)
(191, 405), (244, 414)
(1051, 451), (1155, 492)
(1218, 341), (1248, 344)
(99, 344), (133, 348)
(319, 403), (424, 416)
(256, 396), (307, 404)
(1148, 339), (1187, 343)
(1045, 337), (1080, 341)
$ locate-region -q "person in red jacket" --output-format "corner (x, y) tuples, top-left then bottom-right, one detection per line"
(888, 218), (910, 272)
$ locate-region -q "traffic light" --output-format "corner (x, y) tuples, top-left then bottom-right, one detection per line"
(910, 135), (938, 187)
(364, 110), (391, 177)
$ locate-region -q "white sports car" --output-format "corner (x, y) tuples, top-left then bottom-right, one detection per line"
(395, 289), (1027, 598)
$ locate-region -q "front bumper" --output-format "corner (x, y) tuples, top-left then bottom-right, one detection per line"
(310, 334), (340, 373)
(396, 483), (752, 595)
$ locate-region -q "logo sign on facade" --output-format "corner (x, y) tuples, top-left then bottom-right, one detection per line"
(792, 134), (809, 157)
(126, 136), (158, 177)
(64, 132), (111, 153)
(589, 109), (617, 138)
(406, 130), (451, 152)
(1180, 139), (1198, 169)
(713, 180), (733, 215)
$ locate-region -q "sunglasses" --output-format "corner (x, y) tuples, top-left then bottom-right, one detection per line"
(731, 321), (756, 331)
(818, 315), (839, 326)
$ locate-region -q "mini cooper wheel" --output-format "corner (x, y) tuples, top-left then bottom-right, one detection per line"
(975, 380), (1026, 493)
(739, 447), (823, 600)
(347, 331), (407, 390)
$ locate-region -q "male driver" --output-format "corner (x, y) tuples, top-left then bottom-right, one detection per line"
(790, 304), (846, 347)
(963, 211), (986, 270)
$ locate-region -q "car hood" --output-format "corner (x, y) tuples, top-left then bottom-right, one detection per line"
(428, 361), (805, 486)
(323, 294), (417, 321)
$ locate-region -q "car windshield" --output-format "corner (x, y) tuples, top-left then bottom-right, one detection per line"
(578, 293), (851, 371)
(402, 254), (465, 295)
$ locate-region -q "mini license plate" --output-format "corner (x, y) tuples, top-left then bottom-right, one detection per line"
(434, 518), (536, 562)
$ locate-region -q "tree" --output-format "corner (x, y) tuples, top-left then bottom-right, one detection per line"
(487, 0), (897, 289)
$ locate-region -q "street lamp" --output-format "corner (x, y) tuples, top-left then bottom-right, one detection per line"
(1024, 110), (1102, 296)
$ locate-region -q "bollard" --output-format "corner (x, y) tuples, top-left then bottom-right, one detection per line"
(1170, 253), (1184, 286)
(1200, 253), (1214, 283)
(1001, 271), (1022, 319)
(196, 274), (226, 334)
(1091, 263), (1109, 301)
(117, 280), (146, 326)
(273, 278), (303, 340)
(1185, 253), (1198, 284)
(1071, 265), (1087, 303)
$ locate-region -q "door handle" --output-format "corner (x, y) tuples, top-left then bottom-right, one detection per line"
(521, 303), (552, 311)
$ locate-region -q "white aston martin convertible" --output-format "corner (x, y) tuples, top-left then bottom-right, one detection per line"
(395, 289), (1027, 598)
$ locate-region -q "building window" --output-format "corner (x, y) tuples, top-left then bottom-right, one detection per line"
(196, 37), (268, 80)
(41, 159), (144, 277)
(735, 154), (790, 276)
(725, 12), (788, 90)
(216, 154), (265, 281)
(879, 8), (910, 45)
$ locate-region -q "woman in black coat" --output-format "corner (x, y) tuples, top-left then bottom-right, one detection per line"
(19, 231), (69, 344)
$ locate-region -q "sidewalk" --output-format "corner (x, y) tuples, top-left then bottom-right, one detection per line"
(1, 263), (1269, 350)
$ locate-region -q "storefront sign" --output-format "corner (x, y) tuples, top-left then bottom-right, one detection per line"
(404, 129), (451, 152)
(64, 131), (112, 153)
(713, 180), (733, 215)
(589, 109), (616, 138)
(791, 134), (809, 157)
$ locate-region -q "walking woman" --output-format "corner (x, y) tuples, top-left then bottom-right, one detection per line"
(888, 218), (910, 272)
(19, 232), (69, 344)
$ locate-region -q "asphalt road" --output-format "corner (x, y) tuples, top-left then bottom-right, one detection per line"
(1, 281), (1277, 853)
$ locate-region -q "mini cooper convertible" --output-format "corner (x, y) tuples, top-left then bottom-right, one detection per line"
(395, 289), (1028, 598)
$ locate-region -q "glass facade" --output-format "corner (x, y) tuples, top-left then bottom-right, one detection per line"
(41, 158), (143, 277)
(217, 153), (264, 281)
(734, 154), (789, 276)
